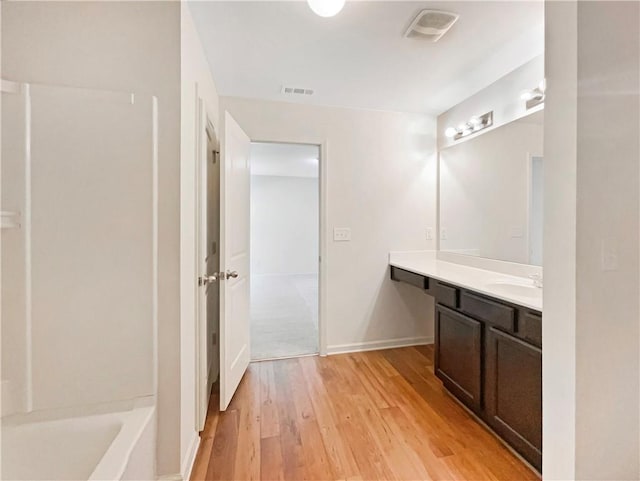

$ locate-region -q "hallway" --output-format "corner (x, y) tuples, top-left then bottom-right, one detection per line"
(250, 274), (319, 360)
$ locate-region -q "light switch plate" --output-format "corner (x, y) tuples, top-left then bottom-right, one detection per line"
(333, 227), (351, 242)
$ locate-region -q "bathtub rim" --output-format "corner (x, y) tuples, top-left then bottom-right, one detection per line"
(89, 399), (155, 481)
(1, 396), (156, 481)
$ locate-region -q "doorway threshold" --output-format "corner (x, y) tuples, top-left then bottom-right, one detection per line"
(250, 352), (319, 363)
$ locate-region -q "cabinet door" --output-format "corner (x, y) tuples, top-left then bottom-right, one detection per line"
(485, 327), (542, 471)
(435, 305), (482, 412)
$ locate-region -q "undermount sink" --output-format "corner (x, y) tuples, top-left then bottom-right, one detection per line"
(484, 280), (541, 299)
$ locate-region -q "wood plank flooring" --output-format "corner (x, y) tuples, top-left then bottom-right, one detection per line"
(190, 346), (539, 481)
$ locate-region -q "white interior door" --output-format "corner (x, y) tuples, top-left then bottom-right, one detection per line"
(196, 99), (221, 430)
(219, 111), (251, 410)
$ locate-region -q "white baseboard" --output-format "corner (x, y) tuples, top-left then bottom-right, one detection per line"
(179, 431), (200, 481)
(326, 336), (433, 355)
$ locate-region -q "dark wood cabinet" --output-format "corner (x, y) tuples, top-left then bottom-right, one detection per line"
(390, 265), (542, 472)
(460, 290), (515, 333)
(433, 281), (459, 309)
(517, 311), (542, 347)
(390, 266), (429, 289)
(485, 327), (542, 470)
(435, 305), (482, 412)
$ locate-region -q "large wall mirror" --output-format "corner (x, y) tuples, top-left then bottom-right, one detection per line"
(439, 109), (543, 266)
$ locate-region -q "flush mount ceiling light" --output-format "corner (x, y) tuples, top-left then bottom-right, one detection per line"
(445, 111), (493, 141)
(521, 79), (546, 109)
(307, 0), (345, 17)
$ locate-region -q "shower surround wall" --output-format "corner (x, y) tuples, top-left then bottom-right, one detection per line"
(1, 1), (181, 476)
(2, 85), (157, 412)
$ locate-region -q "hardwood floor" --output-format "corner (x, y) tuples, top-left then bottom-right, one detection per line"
(190, 345), (539, 481)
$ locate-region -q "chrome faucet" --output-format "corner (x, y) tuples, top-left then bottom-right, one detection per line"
(529, 274), (543, 288)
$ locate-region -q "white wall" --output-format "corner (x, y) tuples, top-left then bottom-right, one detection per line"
(437, 55), (544, 150)
(1, 11), (4, 481)
(543, 3), (577, 477)
(251, 175), (319, 276)
(251, 142), (319, 178)
(179, 3), (221, 479)
(2, 2), (185, 476)
(574, 2), (639, 478)
(544, 1), (640, 479)
(221, 96), (437, 351)
(439, 114), (543, 264)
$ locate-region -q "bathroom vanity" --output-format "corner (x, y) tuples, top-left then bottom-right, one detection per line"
(390, 253), (542, 471)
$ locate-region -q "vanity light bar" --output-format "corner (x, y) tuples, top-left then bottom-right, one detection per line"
(444, 111), (493, 141)
(521, 79), (546, 110)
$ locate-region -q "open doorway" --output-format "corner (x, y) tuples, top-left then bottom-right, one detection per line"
(249, 142), (320, 360)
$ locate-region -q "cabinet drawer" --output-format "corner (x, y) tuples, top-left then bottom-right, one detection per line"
(518, 311), (542, 347)
(390, 266), (428, 290)
(434, 281), (459, 309)
(460, 291), (515, 332)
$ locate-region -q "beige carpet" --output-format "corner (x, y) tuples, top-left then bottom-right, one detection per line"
(250, 274), (318, 360)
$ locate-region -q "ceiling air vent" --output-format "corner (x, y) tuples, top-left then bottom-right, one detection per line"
(404, 9), (459, 42)
(281, 86), (314, 96)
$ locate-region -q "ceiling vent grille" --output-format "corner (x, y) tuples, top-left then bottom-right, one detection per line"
(404, 10), (459, 42)
(281, 86), (314, 96)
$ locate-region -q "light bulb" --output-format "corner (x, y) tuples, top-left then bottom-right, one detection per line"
(445, 127), (457, 138)
(307, 0), (346, 17)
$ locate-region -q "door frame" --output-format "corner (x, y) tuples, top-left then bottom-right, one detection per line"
(185, 82), (221, 436)
(190, 129), (329, 428)
(249, 138), (328, 356)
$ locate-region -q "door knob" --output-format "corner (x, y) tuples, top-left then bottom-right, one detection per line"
(226, 270), (239, 279)
(198, 273), (219, 286)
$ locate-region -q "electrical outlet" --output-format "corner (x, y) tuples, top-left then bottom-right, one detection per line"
(426, 228), (433, 240)
(333, 227), (351, 242)
(440, 228), (448, 240)
(212, 333), (217, 346)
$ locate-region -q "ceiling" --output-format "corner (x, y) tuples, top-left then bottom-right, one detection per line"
(189, 1), (544, 115)
(250, 142), (320, 178)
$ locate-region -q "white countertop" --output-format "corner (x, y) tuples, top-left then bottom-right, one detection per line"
(389, 251), (542, 312)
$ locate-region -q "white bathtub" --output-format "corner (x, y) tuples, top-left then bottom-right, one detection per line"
(1, 399), (155, 480)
